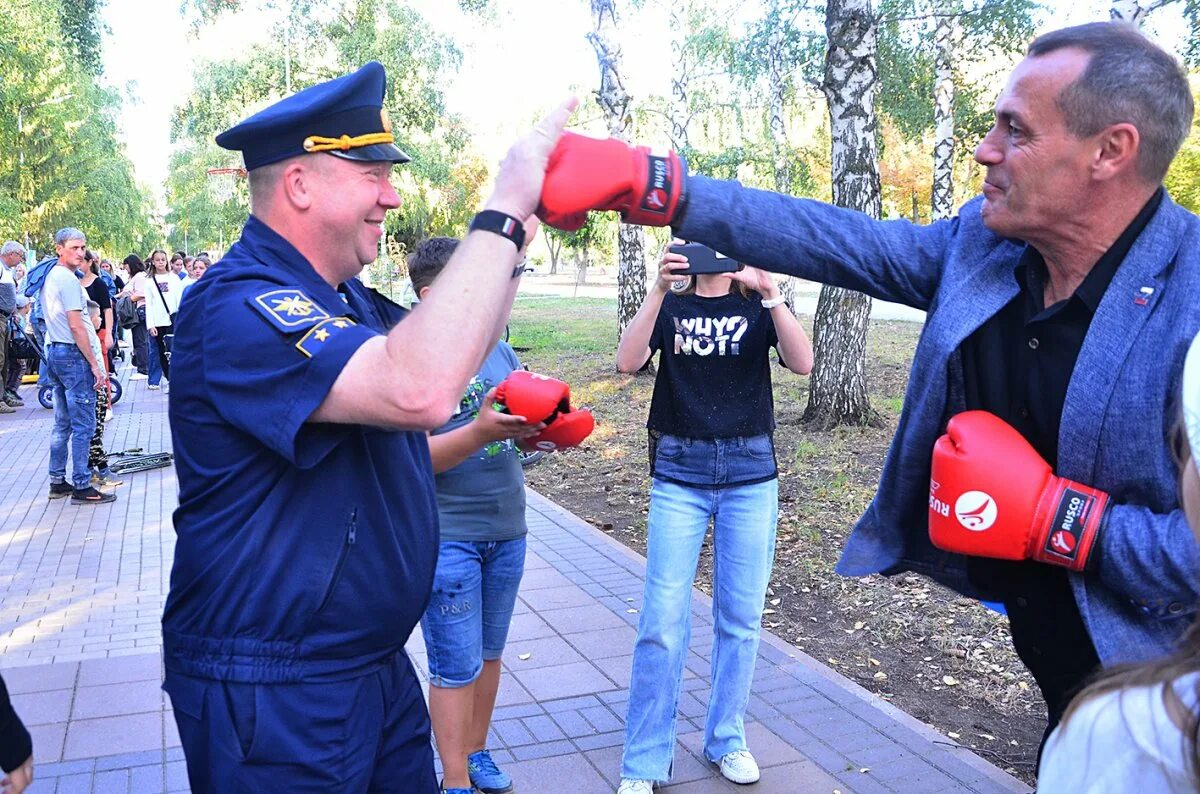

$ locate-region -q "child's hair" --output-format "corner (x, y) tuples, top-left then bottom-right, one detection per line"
(407, 237), (459, 295)
(1058, 417), (1200, 785)
(86, 299), (101, 314)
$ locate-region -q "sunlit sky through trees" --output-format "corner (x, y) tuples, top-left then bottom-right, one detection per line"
(101, 0), (1190, 207)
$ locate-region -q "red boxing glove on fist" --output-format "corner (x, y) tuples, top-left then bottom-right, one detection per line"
(928, 411), (1108, 572)
(537, 132), (687, 232)
(494, 371), (594, 452)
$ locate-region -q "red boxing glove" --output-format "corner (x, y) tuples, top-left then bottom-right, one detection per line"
(494, 371), (568, 425)
(494, 370), (594, 452)
(537, 132), (687, 232)
(928, 411), (1108, 572)
(521, 408), (595, 453)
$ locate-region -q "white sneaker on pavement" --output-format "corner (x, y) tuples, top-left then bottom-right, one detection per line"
(616, 780), (653, 794)
(719, 751), (760, 785)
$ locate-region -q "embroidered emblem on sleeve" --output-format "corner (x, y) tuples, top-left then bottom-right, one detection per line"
(296, 317), (358, 358)
(249, 288), (331, 331)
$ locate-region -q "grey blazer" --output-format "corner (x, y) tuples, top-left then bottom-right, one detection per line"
(678, 176), (1200, 664)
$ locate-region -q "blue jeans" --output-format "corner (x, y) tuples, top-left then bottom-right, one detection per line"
(621, 477), (779, 782)
(420, 537), (527, 687)
(148, 330), (164, 385)
(45, 343), (97, 490)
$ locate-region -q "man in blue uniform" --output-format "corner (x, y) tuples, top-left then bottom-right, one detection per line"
(162, 62), (575, 791)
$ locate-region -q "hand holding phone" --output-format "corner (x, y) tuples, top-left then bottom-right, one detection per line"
(667, 242), (742, 275)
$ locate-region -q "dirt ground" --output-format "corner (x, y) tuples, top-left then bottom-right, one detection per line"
(510, 297), (1045, 783)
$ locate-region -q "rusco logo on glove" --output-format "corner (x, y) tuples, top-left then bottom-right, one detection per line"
(954, 491), (998, 532)
(1044, 488), (1093, 561)
(641, 156), (672, 215)
(928, 480), (950, 518)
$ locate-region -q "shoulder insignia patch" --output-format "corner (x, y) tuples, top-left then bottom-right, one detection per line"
(249, 288), (331, 331)
(296, 317), (358, 358)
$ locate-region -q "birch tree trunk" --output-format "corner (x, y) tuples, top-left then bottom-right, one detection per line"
(1110, 0), (1168, 24)
(588, 0), (647, 336)
(805, 0), (879, 428)
(767, 10), (798, 310)
(669, 3), (690, 152)
(930, 13), (958, 221)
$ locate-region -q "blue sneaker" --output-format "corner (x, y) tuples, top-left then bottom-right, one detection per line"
(467, 750), (513, 794)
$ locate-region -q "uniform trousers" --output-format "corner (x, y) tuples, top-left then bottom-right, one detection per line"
(168, 651), (437, 793)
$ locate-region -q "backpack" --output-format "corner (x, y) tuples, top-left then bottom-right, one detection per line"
(22, 256), (57, 298)
(115, 294), (139, 330)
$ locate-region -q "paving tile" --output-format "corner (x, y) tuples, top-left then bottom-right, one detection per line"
(503, 634), (586, 670)
(76, 652), (160, 687)
(95, 750), (165, 771)
(72, 680), (163, 720)
(9, 687), (72, 725)
(64, 712), (164, 759)
(562, 624), (637, 660)
(28, 721), (67, 763)
(129, 764), (166, 794)
(93, 768), (132, 793)
(0, 661), (77, 694)
(53, 772), (95, 794)
(511, 660), (616, 702)
(521, 714), (566, 743)
(504, 753), (611, 794)
(539, 603), (628, 635)
(165, 759), (189, 792)
(505, 612), (557, 643)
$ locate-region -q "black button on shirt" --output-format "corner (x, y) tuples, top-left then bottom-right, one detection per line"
(959, 187), (1164, 728)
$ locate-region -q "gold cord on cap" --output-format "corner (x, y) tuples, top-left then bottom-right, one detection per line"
(303, 132), (396, 153)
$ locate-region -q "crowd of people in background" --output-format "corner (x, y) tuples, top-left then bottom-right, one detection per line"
(0, 237), (215, 494)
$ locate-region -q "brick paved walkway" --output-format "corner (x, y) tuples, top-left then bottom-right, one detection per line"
(0, 371), (1030, 793)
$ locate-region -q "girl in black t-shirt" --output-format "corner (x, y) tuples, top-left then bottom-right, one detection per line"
(613, 245), (813, 791)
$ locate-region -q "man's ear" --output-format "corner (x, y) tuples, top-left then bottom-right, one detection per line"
(417, 285), (431, 301)
(1093, 123), (1140, 182)
(281, 160), (320, 211)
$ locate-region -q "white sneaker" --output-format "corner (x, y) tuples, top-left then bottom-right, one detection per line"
(719, 751), (760, 784)
(104, 409), (113, 421)
(147, 384), (160, 390)
(130, 373), (147, 381)
(616, 780), (653, 794)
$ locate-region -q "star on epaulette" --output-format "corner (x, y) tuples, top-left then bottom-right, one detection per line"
(296, 317), (358, 358)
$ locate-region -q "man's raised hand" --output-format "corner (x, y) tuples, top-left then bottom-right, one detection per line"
(485, 98), (580, 225)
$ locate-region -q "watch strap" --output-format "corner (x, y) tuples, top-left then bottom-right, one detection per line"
(470, 210), (526, 252)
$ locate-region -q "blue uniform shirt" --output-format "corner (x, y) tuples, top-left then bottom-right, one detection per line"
(163, 215), (437, 684)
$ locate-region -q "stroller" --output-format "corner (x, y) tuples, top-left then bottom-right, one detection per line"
(7, 317), (124, 409)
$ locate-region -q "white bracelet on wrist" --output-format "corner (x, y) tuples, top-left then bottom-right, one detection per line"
(761, 294), (787, 309)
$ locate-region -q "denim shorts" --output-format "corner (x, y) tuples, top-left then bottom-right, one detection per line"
(420, 537), (527, 688)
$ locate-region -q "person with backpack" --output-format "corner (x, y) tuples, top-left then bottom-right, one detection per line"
(118, 255), (150, 379)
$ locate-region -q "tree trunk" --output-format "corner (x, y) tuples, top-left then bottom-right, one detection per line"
(547, 236), (561, 274)
(669, 3), (690, 152)
(588, 0), (647, 336)
(767, 7), (799, 311)
(1109, 0), (1165, 24)
(930, 13), (957, 222)
(806, 0), (879, 428)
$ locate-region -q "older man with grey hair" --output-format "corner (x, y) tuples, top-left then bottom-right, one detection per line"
(42, 228), (113, 504)
(0, 242), (24, 413)
(539, 21), (1200, 778)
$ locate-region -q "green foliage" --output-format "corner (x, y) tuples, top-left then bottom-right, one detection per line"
(876, 0), (1038, 143)
(168, 0), (479, 261)
(0, 0), (154, 256)
(1166, 85), (1200, 212)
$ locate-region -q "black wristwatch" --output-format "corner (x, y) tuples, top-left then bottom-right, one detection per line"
(470, 210), (526, 252)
